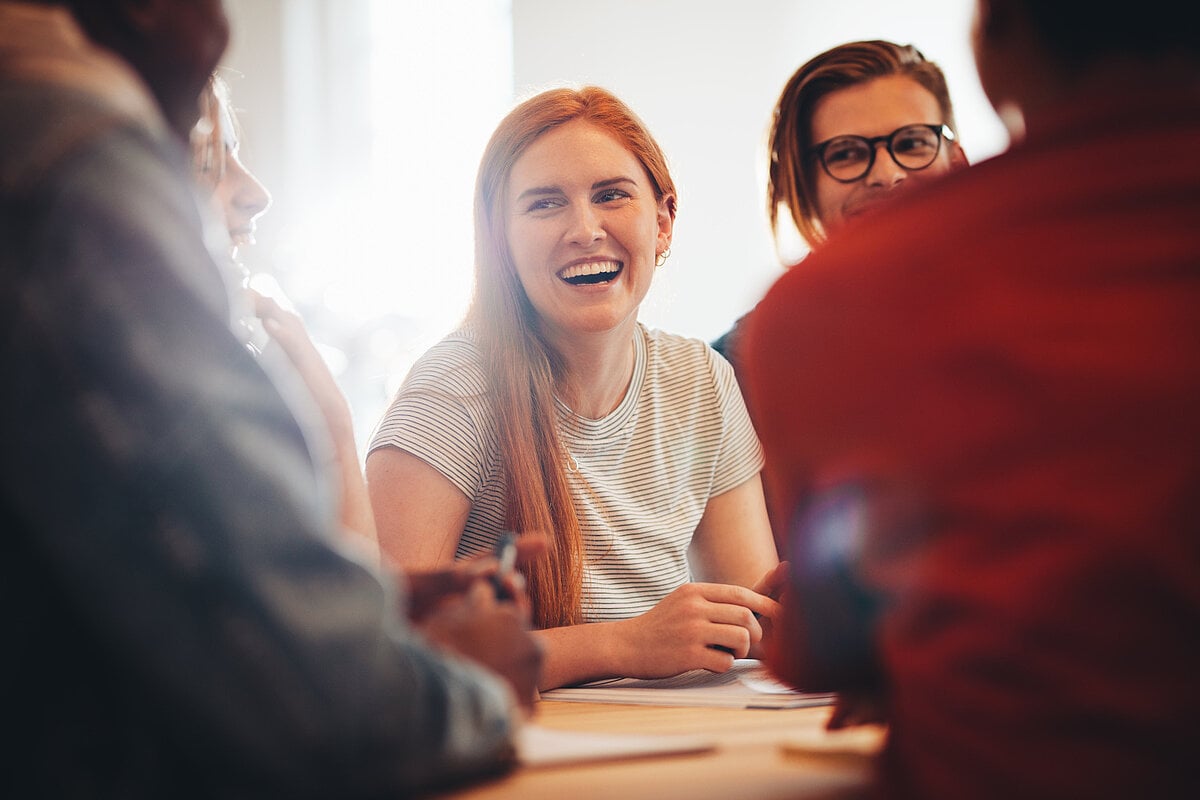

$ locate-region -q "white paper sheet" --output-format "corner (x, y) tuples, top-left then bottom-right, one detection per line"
(540, 660), (836, 709)
(517, 723), (715, 767)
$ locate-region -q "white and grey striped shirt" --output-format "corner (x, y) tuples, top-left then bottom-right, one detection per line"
(369, 323), (764, 622)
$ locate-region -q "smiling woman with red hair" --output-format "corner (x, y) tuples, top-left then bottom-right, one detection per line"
(368, 85), (785, 690)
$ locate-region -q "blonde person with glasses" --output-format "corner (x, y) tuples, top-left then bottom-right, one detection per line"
(712, 40), (968, 380)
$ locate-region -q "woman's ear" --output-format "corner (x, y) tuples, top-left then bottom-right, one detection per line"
(657, 194), (676, 252)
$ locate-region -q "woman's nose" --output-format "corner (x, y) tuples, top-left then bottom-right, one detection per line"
(228, 155), (272, 219)
(566, 201), (603, 244)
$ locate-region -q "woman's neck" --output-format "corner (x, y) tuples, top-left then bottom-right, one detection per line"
(553, 324), (638, 420)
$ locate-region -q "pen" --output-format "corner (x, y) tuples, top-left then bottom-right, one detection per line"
(710, 611), (766, 656)
(489, 532), (518, 601)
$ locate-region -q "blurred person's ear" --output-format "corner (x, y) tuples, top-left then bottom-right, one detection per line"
(948, 140), (970, 171)
(971, 0), (1033, 139)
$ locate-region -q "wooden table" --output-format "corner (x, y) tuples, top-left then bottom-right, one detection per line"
(433, 700), (883, 800)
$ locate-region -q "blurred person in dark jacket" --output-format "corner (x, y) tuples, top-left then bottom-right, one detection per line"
(1, 1), (540, 796)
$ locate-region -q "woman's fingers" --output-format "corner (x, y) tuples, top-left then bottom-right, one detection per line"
(614, 581), (786, 679)
(690, 582), (782, 622)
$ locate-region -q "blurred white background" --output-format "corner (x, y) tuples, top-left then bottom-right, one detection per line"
(219, 0), (1007, 452)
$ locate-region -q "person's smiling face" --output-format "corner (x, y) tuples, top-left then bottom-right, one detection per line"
(811, 74), (965, 237)
(505, 119), (673, 343)
(211, 111), (271, 259)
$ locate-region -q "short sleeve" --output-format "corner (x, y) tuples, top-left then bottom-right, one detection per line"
(707, 344), (765, 496)
(368, 331), (499, 501)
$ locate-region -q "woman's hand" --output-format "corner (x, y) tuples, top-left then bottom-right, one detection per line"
(252, 290), (355, 446)
(613, 582), (781, 678)
(532, 580), (780, 689)
(252, 290), (376, 543)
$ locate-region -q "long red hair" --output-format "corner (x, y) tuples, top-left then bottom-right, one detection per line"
(469, 86), (677, 627)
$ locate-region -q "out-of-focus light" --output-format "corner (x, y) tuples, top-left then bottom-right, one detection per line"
(247, 271), (296, 312)
(314, 341), (349, 378)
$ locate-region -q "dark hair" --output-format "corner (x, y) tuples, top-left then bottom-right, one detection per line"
(767, 40), (957, 250)
(1017, 1), (1200, 68)
(56, 0), (229, 139)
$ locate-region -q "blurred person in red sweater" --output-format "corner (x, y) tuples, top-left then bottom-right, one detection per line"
(745, 0), (1200, 797)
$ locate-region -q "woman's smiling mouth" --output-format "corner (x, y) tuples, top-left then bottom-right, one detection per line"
(557, 260), (623, 286)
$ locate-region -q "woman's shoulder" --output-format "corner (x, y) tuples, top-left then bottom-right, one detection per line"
(402, 325), (489, 396)
(640, 324), (724, 374)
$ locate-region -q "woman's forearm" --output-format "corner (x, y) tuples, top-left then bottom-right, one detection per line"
(533, 622), (630, 690)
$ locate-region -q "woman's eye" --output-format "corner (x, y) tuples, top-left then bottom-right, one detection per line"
(595, 188), (629, 203)
(526, 197), (564, 212)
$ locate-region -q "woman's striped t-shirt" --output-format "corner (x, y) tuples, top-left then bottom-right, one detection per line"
(368, 323), (764, 623)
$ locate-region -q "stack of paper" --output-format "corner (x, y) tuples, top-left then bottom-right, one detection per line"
(541, 659), (835, 709)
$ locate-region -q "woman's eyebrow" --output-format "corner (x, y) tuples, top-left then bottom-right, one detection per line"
(515, 185), (561, 202)
(592, 176), (636, 190)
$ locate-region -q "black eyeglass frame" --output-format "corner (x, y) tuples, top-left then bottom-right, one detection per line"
(808, 124), (956, 184)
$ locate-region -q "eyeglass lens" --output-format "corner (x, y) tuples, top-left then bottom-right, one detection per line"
(820, 125), (943, 182)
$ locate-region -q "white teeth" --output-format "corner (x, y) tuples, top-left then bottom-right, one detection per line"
(559, 261), (620, 280)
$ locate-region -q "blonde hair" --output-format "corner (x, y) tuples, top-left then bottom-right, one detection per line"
(190, 73), (233, 192)
(768, 41), (957, 250)
(469, 86), (677, 628)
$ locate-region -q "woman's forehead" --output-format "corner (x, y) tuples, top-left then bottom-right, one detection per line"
(217, 102), (239, 149)
(508, 120), (645, 192)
